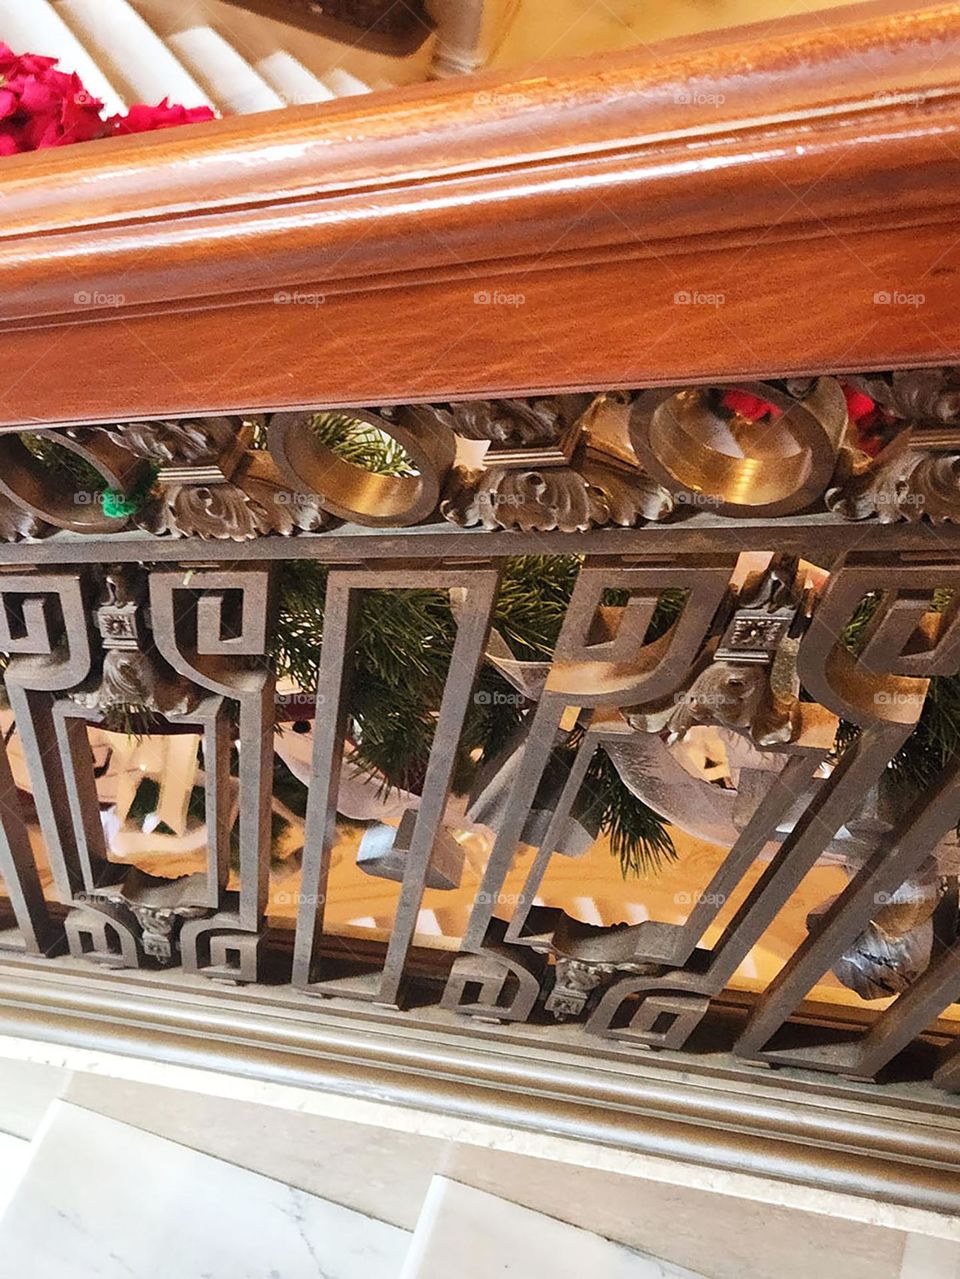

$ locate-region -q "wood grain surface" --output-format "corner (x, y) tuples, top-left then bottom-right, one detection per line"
(0, 0), (959, 424)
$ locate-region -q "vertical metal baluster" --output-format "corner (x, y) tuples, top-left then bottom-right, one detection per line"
(737, 751), (960, 1061)
(378, 567), (499, 1005)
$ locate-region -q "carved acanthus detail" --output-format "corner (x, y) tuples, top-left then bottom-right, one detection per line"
(440, 447), (674, 533)
(92, 416), (244, 466)
(139, 465), (327, 540)
(423, 398), (578, 447)
(845, 368), (960, 425)
(0, 374), (950, 540)
(826, 430), (960, 523)
(0, 493), (51, 543)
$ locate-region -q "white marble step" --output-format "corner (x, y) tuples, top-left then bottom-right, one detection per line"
(55, 0), (210, 110)
(167, 25), (284, 116)
(0, 0), (126, 114)
(256, 50), (336, 105)
(0, 1099), (410, 1278)
(899, 1235), (960, 1278)
(0, 1058), (70, 1141)
(323, 67), (373, 97)
(0, 1133), (30, 1221)
(400, 1176), (711, 1279)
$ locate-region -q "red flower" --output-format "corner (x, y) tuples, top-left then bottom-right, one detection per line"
(110, 99), (216, 135)
(720, 388), (782, 421)
(0, 44), (215, 154)
(840, 382), (888, 457)
(0, 43), (107, 151)
(842, 386), (876, 424)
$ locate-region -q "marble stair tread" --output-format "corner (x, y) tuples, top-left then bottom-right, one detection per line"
(0, 0), (126, 114)
(0, 1100), (410, 1279)
(256, 50), (337, 105)
(399, 1176), (712, 1279)
(55, 0), (211, 111)
(0, 1058), (70, 1141)
(899, 1235), (960, 1278)
(0, 1133), (31, 1220)
(322, 67), (373, 97)
(166, 26), (285, 115)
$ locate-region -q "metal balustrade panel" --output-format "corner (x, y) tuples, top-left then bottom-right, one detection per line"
(0, 377), (956, 1090)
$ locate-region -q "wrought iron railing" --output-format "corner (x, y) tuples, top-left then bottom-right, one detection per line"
(0, 369), (959, 1091)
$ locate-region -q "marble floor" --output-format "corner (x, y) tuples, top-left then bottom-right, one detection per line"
(0, 1100), (410, 1279)
(2, 1055), (960, 1278)
(400, 1177), (708, 1279)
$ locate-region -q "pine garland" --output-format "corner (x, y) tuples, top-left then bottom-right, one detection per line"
(274, 554), (677, 872)
(308, 412), (416, 477)
(835, 589), (960, 800)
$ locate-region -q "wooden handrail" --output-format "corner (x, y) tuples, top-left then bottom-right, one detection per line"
(1, 0), (960, 424)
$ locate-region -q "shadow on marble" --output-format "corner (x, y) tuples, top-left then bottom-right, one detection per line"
(400, 1176), (708, 1278)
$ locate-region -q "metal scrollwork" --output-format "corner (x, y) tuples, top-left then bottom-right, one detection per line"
(0, 366), (959, 1096)
(269, 406), (456, 527)
(0, 429), (149, 534)
(0, 373), (950, 540)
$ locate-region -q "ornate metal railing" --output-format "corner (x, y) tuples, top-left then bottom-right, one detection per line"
(3, 1), (960, 1213)
(1, 368), (959, 1091)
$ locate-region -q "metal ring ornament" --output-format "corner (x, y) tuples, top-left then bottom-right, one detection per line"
(268, 407), (455, 527)
(0, 430), (148, 533)
(628, 378), (847, 518)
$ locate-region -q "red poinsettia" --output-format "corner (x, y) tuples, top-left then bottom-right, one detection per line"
(840, 382), (888, 456)
(720, 383), (892, 456)
(720, 388), (782, 421)
(110, 99), (217, 135)
(0, 43), (214, 155)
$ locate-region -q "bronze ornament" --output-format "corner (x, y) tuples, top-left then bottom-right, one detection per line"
(629, 378), (849, 518)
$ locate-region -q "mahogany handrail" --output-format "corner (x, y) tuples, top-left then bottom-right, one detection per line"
(0, 0), (958, 423)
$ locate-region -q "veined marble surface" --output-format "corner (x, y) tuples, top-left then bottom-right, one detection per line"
(0, 1057), (70, 1140)
(0, 1132), (30, 1220)
(0, 1100), (409, 1279)
(400, 1176), (710, 1279)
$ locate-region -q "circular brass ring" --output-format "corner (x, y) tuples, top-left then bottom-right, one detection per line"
(628, 379), (847, 518)
(0, 430), (149, 533)
(268, 407), (455, 527)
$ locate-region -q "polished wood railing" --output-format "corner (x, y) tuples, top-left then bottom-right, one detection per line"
(2, 0), (960, 1217)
